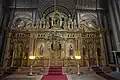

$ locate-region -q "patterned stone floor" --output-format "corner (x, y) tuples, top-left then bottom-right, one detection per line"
(5, 73), (106, 80)
(68, 72), (106, 80)
(108, 72), (120, 80)
(4, 74), (43, 80)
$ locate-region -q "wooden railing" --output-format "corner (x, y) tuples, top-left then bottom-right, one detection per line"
(109, 64), (120, 67)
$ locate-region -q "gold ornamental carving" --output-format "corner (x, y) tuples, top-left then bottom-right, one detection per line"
(4, 10), (105, 67)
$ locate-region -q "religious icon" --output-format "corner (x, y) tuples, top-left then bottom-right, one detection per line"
(68, 44), (74, 57)
(39, 44), (44, 56)
(26, 20), (32, 28)
(18, 20), (25, 28)
(26, 45), (30, 55)
(10, 45), (14, 57)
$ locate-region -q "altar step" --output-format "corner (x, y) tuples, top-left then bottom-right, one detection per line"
(92, 67), (118, 80)
(48, 66), (62, 75)
(49, 69), (62, 72)
(13, 67), (47, 75)
(0, 67), (18, 79)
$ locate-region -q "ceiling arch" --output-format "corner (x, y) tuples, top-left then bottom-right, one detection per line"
(81, 13), (98, 25)
(41, 5), (72, 18)
(38, 0), (75, 18)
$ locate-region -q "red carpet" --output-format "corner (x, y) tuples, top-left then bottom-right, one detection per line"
(41, 66), (68, 80)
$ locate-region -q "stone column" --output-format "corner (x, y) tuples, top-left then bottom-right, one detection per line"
(95, 50), (99, 66)
(109, 0), (120, 51)
(108, 0), (120, 53)
(118, 0), (120, 9)
(0, 2), (4, 64)
(100, 34), (106, 66)
(113, 0), (120, 30)
(103, 15), (112, 64)
(94, 39), (99, 66)
(0, 0), (3, 26)
(113, 0), (120, 50)
(3, 32), (11, 68)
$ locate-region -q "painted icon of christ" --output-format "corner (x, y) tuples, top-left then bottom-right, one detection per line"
(69, 44), (74, 56)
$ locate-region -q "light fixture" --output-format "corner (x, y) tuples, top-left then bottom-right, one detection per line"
(28, 56), (36, 76)
(75, 55), (81, 75)
(75, 56), (81, 60)
(29, 56), (36, 59)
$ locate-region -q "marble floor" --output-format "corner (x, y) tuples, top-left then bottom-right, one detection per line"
(108, 72), (120, 80)
(4, 72), (106, 80)
(4, 74), (43, 80)
(3, 66), (112, 80)
(68, 72), (106, 80)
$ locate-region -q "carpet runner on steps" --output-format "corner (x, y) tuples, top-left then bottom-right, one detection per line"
(48, 66), (62, 75)
(41, 66), (68, 80)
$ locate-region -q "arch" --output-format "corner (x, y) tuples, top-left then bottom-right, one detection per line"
(13, 12), (32, 25)
(81, 13), (98, 25)
(44, 10), (68, 19)
(41, 5), (72, 18)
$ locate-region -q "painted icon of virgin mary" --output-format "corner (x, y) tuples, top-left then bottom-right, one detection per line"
(40, 44), (44, 56)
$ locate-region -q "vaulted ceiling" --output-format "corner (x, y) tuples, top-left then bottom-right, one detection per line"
(2, 0), (108, 10)
(2, 0), (108, 18)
